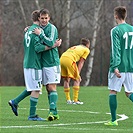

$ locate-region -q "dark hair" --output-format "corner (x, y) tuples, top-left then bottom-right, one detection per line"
(31, 10), (40, 21)
(80, 38), (90, 46)
(39, 8), (50, 17)
(114, 6), (127, 20)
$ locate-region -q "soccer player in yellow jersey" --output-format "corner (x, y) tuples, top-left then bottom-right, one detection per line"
(60, 38), (90, 104)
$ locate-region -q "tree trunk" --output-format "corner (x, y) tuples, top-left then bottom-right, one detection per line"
(18, 0), (27, 26)
(65, 0), (71, 49)
(84, 0), (103, 86)
(35, 0), (40, 10)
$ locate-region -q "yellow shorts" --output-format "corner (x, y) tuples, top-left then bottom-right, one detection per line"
(60, 56), (80, 80)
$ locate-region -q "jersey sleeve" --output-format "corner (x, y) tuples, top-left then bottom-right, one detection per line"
(110, 27), (121, 71)
(34, 36), (46, 53)
(39, 25), (58, 47)
(81, 48), (90, 60)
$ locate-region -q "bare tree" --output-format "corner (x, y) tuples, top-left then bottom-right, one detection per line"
(0, 0), (2, 85)
(66, 0), (71, 49)
(18, 0), (27, 26)
(1, 0), (133, 86)
(84, 0), (103, 86)
(35, 0), (40, 10)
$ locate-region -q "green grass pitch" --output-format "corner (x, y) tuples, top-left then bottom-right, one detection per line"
(0, 86), (133, 133)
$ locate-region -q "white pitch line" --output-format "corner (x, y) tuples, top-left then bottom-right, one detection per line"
(106, 113), (129, 122)
(1, 121), (133, 132)
(1, 108), (129, 130)
(0, 114), (129, 129)
(20, 108), (100, 114)
(0, 121), (107, 129)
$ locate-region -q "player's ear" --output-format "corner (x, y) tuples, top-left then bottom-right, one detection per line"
(48, 16), (50, 21)
(114, 14), (118, 19)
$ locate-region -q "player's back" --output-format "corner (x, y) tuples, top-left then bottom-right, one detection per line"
(112, 23), (133, 72)
(62, 45), (89, 62)
(23, 24), (41, 69)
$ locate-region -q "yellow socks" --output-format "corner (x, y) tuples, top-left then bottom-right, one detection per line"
(64, 88), (71, 101)
(73, 86), (79, 102)
(64, 86), (80, 102)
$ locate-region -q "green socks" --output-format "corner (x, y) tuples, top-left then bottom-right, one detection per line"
(109, 93), (133, 122)
(29, 97), (38, 117)
(13, 89), (31, 105)
(49, 91), (58, 115)
(109, 94), (117, 122)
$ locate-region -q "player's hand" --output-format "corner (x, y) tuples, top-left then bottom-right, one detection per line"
(54, 39), (62, 47)
(79, 76), (82, 82)
(33, 28), (42, 35)
(114, 68), (121, 78)
(24, 26), (30, 32)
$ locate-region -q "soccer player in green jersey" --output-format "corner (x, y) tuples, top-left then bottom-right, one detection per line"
(104, 6), (133, 126)
(33, 9), (61, 121)
(8, 10), (61, 121)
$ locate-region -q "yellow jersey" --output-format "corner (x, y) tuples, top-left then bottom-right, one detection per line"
(61, 45), (90, 62)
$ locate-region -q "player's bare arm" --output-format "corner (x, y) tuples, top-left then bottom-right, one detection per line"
(78, 58), (85, 74)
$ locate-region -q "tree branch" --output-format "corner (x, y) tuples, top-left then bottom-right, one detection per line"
(18, 0), (27, 26)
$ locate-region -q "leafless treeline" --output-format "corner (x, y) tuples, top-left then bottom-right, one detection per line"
(0, 0), (133, 86)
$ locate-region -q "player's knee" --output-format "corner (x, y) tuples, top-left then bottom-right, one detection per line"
(47, 84), (56, 91)
(74, 79), (80, 86)
(125, 92), (130, 97)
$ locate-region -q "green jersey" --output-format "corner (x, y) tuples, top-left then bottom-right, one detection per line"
(109, 23), (133, 72)
(23, 24), (44, 69)
(39, 22), (60, 67)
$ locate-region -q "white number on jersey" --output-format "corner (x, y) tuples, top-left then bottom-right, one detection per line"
(25, 31), (32, 47)
(123, 32), (133, 49)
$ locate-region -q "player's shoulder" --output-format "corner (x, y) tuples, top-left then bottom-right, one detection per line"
(124, 23), (132, 27)
(111, 26), (118, 31)
(79, 45), (90, 52)
(111, 26), (120, 35)
(28, 24), (39, 32)
(125, 23), (133, 30)
(48, 22), (57, 29)
(117, 23), (133, 32)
